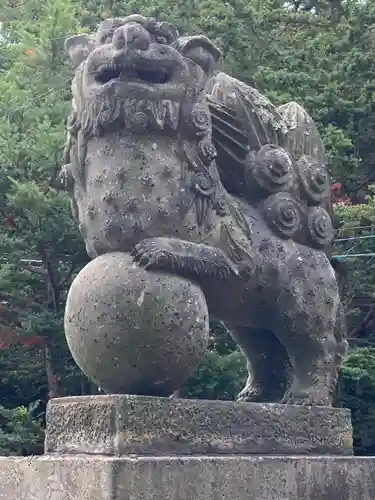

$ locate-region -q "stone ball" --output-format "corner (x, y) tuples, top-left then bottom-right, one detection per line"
(64, 252), (209, 396)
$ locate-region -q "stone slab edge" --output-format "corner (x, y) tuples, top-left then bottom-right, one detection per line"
(45, 395), (353, 456)
(0, 455), (374, 500)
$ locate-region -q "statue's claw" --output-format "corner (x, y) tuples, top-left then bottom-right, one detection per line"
(237, 382), (268, 403)
(132, 240), (172, 270)
(237, 385), (259, 402)
(131, 237), (240, 280)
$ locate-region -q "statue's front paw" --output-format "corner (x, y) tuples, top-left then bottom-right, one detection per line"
(131, 239), (173, 271)
(237, 383), (263, 403)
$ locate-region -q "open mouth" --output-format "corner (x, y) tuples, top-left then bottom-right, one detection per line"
(95, 65), (171, 85)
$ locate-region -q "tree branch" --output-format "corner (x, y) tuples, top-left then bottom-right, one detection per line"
(58, 251), (85, 288)
(38, 243), (61, 312)
(349, 302), (375, 339)
(347, 338), (375, 347)
(0, 291), (42, 311)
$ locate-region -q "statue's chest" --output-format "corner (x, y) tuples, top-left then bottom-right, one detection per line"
(76, 134), (201, 253)
(85, 134), (181, 201)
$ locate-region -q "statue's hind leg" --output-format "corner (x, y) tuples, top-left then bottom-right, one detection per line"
(277, 333), (337, 406)
(273, 298), (347, 406)
(226, 325), (292, 402)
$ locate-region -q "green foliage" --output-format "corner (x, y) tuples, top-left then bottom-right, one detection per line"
(0, 403), (44, 456)
(183, 349), (247, 400)
(0, 346), (47, 409)
(338, 348), (375, 455)
(333, 196), (375, 334)
(0, 0), (89, 409)
(1, 0), (375, 457)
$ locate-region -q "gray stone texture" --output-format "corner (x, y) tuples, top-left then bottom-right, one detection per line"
(62, 15), (348, 406)
(1, 455), (375, 500)
(45, 395), (353, 456)
(64, 253), (209, 396)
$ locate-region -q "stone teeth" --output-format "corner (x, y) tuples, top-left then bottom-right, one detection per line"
(165, 101), (180, 130)
(152, 100), (167, 128)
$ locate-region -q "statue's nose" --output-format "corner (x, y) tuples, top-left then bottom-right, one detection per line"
(113, 22), (150, 51)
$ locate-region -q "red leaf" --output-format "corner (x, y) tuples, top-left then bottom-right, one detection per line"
(3, 215), (15, 229)
(0, 326), (17, 350)
(22, 336), (47, 347)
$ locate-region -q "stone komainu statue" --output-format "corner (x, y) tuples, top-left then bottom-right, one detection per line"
(62, 15), (348, 406)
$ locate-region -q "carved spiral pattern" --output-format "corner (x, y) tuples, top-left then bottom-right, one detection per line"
(191, 105), (210, 135)
(307, 207), (335, 248)
(248, 145), (295, 193)
(297, 155), (330, 205)
(198, 138), (217, 165)
(128, 112), (149, 131)
(99, 97), (121, 125)
(192, 172), (216, 196)
(84, 95), (122, 137)
(263, 192), (303, 239)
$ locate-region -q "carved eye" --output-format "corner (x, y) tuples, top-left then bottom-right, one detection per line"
(100, 32), (113, 45)
(155, 36), (167, 45)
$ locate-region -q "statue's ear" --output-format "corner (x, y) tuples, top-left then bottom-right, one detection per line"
(174, 35), (221, 76)
(65, 34), (95, 67)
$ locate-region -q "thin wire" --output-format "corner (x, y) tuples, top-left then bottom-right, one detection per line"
(0, 32), (82, 63)
(333, 253), (375, 260)
(2, 56), (105, 115)
(0, 58), (75, 109)
(335, 235), (375, 243)
(346, 242), (361, 255)
(1, 33), (85, 44)
(336, 224), (375, 232)
(0, 57), (119, 116)
(365, 254), (375, 268)
(0, 82), (70, 114)
(0, 58), (119, 116)
(0, 31), (91, 110)
(0, 57), (73, 110)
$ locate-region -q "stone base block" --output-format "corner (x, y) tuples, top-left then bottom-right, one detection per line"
(1, 456), (375, 500)
(45, 395), (353, 456)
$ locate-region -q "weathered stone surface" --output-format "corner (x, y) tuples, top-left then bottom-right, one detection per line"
(0, 456), (113, 500)
(1, 456), (375, 500)
(61, 15), (348, 406)
(45, 395), (353, 456)
(64, 252), (209, 396)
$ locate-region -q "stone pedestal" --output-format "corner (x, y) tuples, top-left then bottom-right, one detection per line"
(1, 395), (375, 500)
(45, 395), (353, 456)
(1, 455), (375, 500)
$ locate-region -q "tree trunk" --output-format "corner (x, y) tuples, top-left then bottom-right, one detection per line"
(330, 0), (342, 23)
(45, 341), (64, 399)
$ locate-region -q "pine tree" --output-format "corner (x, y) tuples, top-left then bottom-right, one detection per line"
(0, 0), (88, 400)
